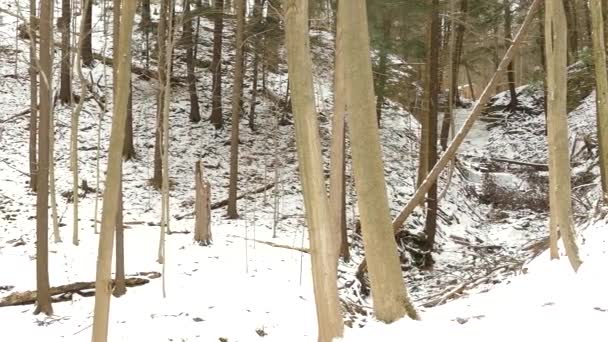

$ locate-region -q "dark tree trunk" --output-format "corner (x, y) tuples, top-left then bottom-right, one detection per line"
(123, 81), (136, 160)
(249, 0), (264, 131)
(563, 0), (579, 63)
(422, 0), (440, 269)
(82, 0), (93, 66)
(209, 0), (224, 128)
(375, 6), (391, 127)
(184, 0), (201, 122)
(113, 177), (126, 297)
(153, 0), (170, 188)
(505, 0), (518, 110)
(59, 0), (71, 104)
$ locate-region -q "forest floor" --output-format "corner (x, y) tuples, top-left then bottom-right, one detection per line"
(0, 2), (607, 341)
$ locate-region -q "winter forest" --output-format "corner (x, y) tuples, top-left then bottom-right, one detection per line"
(0, 0), (607, 340)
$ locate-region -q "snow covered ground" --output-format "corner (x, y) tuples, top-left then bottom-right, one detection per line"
(0, 1), (606, 341)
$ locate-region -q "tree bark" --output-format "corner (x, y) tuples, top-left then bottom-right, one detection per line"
(194, 161), (212, 245)
(374, 6), (391, 126)
(209, 0), (225, 128)
(545, 0), (583, 271)
(29, 0), (37, 192)
(284, 0), (344, 340)
(34, 0), (54, 316)
(91, 1), (136, 341)
(153, 0), (170, 189)
(82, 0), (93, 66)
(590, 0), (608, 201)
(422, 0), (440, 269)
(59, 0), (72, 104)
(341, 0), (418, 322)
(227, 0), (246, 219)
(505, 0), (518, 111)
(184, 0), (201, 123)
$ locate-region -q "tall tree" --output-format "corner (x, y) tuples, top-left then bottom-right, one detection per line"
(82, 0), (94, 66)
(59, 0), (72, 104)
(209, 0), (225, 128)
(153, 0), (170, 188)
(28, 0), (37, 192)
(562, 0), (579, 63)
(248, 0), (264, 131)
(341, 0), (418, 322)
(184, 0), (201, 123)
(422, 0), (440, 268)
(91, 1), (137, 341)
(545, 0), (582, 271)
(34, 0), (54, 316)
(284, 0), (344, 340)
(590, 0), (608, 201)
(374, 4), (392, 126)
(227, 0), (246, 218)
(505, 0), (518, 110)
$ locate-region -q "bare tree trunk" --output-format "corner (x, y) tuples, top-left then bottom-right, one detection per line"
(113, 177), (126, 297)
(329, 0), (348, 262)
(122, 82), (136, 160)
(284, 0), (344, 340)
(194, 161), (212, 245)
(29, 0), (38, 192)
(374, 6), (391, 126)
(82, 0), (93, 66)
(422, 0), (440, 269)
(248, 0), (264, 131)
(59, 0), (72, 104)
(153, 0), (170, 189)
(209, 0), (224, 128)
(545, 0), (583, 272)
(505, 0), (518, 111)
(91, 2), (137, 341)
(341, 0), (418, 322)
(590, 0), (608, 201)
(563, 0), (579, 63)
(34, 0), (54, 316)
(227, 0), (246, 219)
(184, 0), (201, 122)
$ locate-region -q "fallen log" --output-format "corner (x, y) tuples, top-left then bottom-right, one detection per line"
(174, 182), (275, 220)
(228, 234), (309, 253)
(0, 275), (158, 307)
(490, 157), (549, 171)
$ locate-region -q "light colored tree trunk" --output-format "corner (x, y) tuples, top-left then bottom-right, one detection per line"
(340, 0), (418, 322)
(284, 0), (344, 340)
(590, 0), (608, 201)
(227, 0), (246, 219)
(545, 0), (583, 272)
(153, 0), (169, 189)
(59, 0), (72, 104)
(34, 0), (54, 316)
(194, 161), (212, 245)
(90, 1), (137, 341)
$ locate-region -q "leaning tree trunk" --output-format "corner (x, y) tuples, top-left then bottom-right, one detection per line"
(284, 0), (344, 340)
(590, 0), (608, 201)
(59, 0), (72, 104)
(90, 1), (137, 341)
(34, 0), (54, 316)
(227, 0), (245, 219)
(29, 0), (38, 192)
(545, 0), (583, 272)
(341, 0), (418, 322)
(209, 0), (224, 128)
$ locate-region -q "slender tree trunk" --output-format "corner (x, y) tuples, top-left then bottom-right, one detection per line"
(34, 0), (54, 316)
(82, 0), (93, 66)
(122, 82), (136, 159)
(209, 0), (225, 128)
(266, 0), (282, 74)
(329, 0), (349, 262)
(590, 0), (608, 201)
(341, 0), (418, 322)
(284, 0), (344, 340)
(153, 0), (170, 189)
(505, 0), (518, 110)
(563, 0), (579, 63)
(374, 7), (391, 126)
(113, 177), (126, 297)
(422, 0), (440, 268)
(184, 0), (201, 122)
(29, 0), (38, 192)
(91, 2), (136, 341)
(465, 64), (476, 101)
(249, 0), (264, 131)
(59, 0), (72, 103)
(227, 0), (245, 218)
(545, 0), (583, 272)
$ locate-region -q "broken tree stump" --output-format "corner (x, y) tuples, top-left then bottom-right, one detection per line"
(194, 160), (212, 246)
